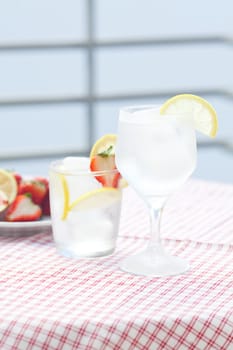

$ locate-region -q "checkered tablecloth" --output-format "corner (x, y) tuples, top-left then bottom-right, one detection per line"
(0, 179), (233, 350)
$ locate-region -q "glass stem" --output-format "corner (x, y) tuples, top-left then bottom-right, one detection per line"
(148, 207), (164, 249)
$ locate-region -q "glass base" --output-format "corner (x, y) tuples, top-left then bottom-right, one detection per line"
(56, 245), (115, 259)
(120, 245), (189, 277)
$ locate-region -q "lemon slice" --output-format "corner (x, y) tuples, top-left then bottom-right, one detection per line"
(59, 174), (70, 220)
(90, 134), (128, 189)
(69, 187), (121, 212)
(50, 171), (70, 220)
(90, 134), (117, 158)
(0, 169), (17, 204)
(160, 94), (218, 137)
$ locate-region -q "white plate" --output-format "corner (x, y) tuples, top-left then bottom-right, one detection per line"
(0, 216), (52, 236)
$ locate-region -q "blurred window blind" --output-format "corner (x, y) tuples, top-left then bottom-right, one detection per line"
(0, 0), (232, 161)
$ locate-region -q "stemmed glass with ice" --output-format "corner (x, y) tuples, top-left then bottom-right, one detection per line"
(115, 94), (218, 276)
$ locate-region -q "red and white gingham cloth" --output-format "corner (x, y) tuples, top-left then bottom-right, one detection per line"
(0, 179), (233, 350)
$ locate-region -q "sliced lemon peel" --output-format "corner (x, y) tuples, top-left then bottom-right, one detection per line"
(59, 174), (70, 220)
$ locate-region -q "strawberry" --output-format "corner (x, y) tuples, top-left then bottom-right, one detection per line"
(34, 177), (49, 190)
(41, 190), (50, 216)
(5, 194), (42, 222)
(90, 151), (121, 188)
(13, 172), (22, 187)
(90, 135), (128, 189)
(19, 180), (47, 205)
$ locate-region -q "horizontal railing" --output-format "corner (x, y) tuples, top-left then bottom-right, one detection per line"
(0, 89), (232, 108)
(0, 35), (232, 51)
(0, 139), (230, 161)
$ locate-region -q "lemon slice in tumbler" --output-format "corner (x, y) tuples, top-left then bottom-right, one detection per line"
(160, 94), (218, 137)
(60, 174), (70, 219)
(69, 187), (121, 212)
(0, 169), (17, 204)
(50, 171), (70, 220)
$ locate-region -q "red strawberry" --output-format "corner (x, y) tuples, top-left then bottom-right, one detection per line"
(90, 153), (121, 188)
(13, 172), (22, 186)
(34, 177), (49, 190)
(41, 190), (50, 216)
(19, 180), (47, 205)
(5, 194), (42, 222)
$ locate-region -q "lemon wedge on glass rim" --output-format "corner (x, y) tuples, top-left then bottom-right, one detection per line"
(160, 94), (218, 137)
(90, 134), (117, 158)
(90, 133), (128, 189)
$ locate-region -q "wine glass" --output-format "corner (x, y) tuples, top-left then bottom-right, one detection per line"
(115, 105), (197, 276)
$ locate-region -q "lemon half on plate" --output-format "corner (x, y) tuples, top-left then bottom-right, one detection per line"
(160, 94), (218, 137)
(0, 169), (17, 204)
